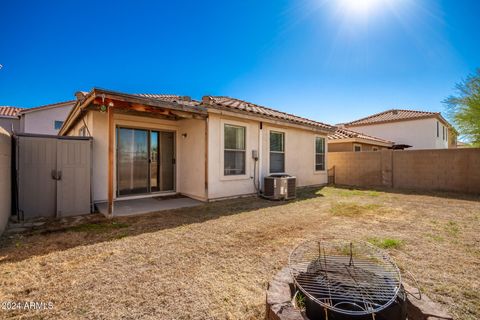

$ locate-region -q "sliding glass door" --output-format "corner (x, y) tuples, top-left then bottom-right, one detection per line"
(117, 128), (175, 196)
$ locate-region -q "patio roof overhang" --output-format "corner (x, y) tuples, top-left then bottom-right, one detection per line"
(59, 88), (209, 217)
(59, 88), (207, 136)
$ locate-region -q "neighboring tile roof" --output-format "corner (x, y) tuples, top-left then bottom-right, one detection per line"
(203, 96), (335, 131)
(328, 128), (393, 145)
(19, 100), (76, 114)
(344, 109), (445, 127)
(0, 106), (24, 117)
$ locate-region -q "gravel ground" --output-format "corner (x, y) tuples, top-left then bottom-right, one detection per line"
(0, 186), (479, 319)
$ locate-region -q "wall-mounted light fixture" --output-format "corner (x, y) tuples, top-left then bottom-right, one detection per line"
(181, 133), (188, 139)
(100, 94), (107, 112)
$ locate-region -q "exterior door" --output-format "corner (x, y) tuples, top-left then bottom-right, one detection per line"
(56, 139), (91, 217)
(117, 128), (175, 196)
(117, 128), (150, 195)
(159, 131), (175, 191)
(17, 137), (57, 219)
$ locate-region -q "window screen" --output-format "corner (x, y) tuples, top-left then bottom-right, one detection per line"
(315, 137), (325, 171)
(224, 124), (246, 175)
(270, 131), (285, 173)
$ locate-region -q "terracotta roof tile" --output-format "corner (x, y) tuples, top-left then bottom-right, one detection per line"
(328, 128), (393, 145)
(0, 106), (23, 117)
(133, 94), (200, 108)
(344, 109), (444, 127)
(203, 96), (335, 131)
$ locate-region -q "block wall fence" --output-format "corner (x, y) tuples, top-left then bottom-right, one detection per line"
(329, 148), (480, 194)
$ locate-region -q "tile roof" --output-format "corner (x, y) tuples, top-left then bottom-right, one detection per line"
(0, 106), (24, 117)
(344, 109), (444, 127)
(203, 96), (335, 131)
(133, 94), (201, 108)
(328, 128), (393, 145)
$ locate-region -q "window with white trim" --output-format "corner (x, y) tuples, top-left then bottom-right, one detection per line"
(315, 137), (325, 171)
(224, 124), (246, 175)
(54, 120), (64, 130)
(372, 147), (379, 151)
(354, 144), (362, 152)
(269, 131), (285, 173)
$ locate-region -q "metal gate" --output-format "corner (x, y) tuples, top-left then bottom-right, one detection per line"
(15, 134), (92, 220)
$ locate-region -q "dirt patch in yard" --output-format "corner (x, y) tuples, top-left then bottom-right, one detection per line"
(0, 187), (479, 319)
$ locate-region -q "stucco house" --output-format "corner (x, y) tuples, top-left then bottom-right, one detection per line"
(0, 106), (23, 134)
(328, 127), (393, 152)
(341, 109), (456, 150)
(19, 100), (75, 135)
(59, 88), (335, 215)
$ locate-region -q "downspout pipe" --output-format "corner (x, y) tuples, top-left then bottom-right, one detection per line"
(258, 121), (263, 194)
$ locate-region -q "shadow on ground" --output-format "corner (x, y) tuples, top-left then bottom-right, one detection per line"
(0, 186), (325, 264)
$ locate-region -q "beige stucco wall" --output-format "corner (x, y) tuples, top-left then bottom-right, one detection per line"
(0, 127), (11, 235)
(348, 118), (449, 150)
(207, 113), (328, 200)
(0, 117), (20, 134)
(67, 110), (329, 202)
(329, 149), (480, 194)
(21, 103), (74, 135)
(67, 111), (206, 202)
(177, 119), (207, 200)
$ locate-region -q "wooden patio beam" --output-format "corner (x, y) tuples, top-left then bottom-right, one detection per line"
(107, 104), (114, 217)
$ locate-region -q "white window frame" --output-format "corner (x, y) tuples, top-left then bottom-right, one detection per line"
(269, 130), (285, 174)
(224, 124), (247, 176)
(353, 144), (362, 152)
(220, 119), (249, 181)
(315, 136), (326, 172)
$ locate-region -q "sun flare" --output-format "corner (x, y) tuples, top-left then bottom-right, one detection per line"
(339, 0), (385, 15)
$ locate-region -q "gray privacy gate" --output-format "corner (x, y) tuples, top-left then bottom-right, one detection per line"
(15, 134), (92, 219)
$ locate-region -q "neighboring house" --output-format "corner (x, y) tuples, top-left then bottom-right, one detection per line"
(342, 109), (456, 150)
(0, 106), (23, 134)
(59, 88), (335, 213)
(456, 141), (471, 149)
(328, 128), (393, 152)
(19, 100), (75, 135)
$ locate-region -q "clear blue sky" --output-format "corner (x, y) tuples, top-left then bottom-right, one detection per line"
(0, 0), (478, 124)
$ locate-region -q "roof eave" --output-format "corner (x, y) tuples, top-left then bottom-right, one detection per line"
(206, 104), (335, 134)
(328, 137), (393, 147)
(19, 100), (76, 115)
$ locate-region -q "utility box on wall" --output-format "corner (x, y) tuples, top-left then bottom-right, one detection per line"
(15, 134), (92, 220)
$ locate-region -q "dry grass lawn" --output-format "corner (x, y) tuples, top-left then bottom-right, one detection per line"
(0, 186), (479, 319)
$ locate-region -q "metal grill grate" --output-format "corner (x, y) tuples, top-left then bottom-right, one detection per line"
(289, 240), (402, 316)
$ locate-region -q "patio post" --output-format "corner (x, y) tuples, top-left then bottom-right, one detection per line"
(107, 104), (114, 216)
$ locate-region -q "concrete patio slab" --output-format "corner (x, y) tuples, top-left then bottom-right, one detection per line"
(96, 197), (203, 217)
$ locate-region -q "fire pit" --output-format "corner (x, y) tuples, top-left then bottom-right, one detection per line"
(266, 239), (453, 320)
(289, 240), (406, 320)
